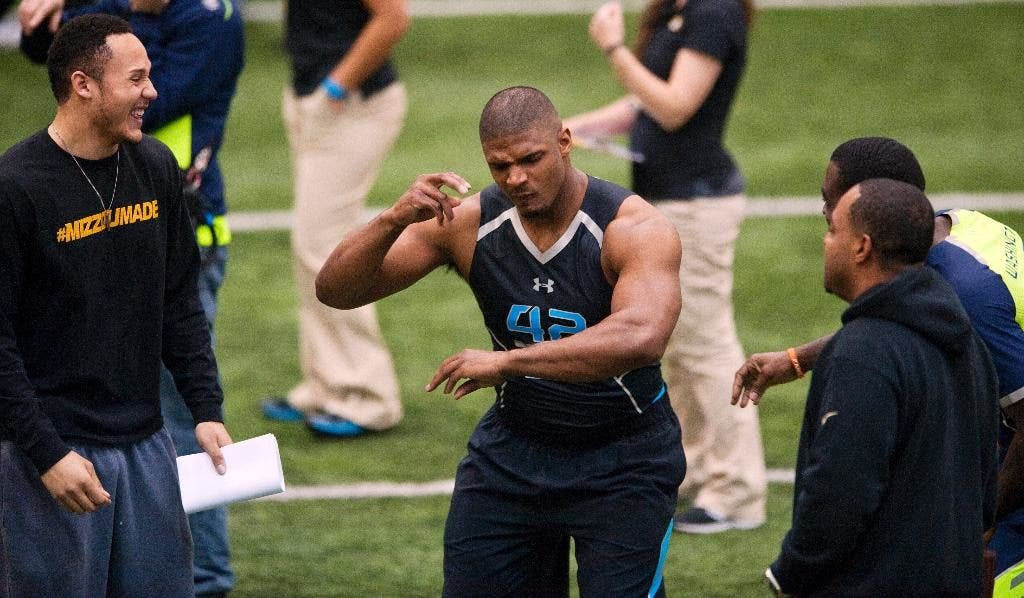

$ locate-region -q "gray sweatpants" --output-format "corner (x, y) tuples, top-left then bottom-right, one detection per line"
(0, 429), (193, 597)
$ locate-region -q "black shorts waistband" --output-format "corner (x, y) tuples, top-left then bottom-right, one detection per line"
(496, 397), (676, 448)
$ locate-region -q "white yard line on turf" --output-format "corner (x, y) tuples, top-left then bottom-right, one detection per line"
(260, 468), (796, 502)
(229, 192), (1024, 233)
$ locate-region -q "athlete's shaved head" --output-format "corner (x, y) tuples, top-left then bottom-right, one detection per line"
(479, 86), (562, 142)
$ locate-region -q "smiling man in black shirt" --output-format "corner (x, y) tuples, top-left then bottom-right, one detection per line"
(0, 14), (231, 597)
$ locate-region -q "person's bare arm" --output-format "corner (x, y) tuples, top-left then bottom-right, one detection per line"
(428, 195), (682, 399)
(18, 0), (167, 35)
(732, 334), (833, 407)
(588, 1), (721, 132)
(324, 0), (409, 106)
(18, 0), (62, 34)
(562, 96), (638, 139)
(315, 172), (472, 309)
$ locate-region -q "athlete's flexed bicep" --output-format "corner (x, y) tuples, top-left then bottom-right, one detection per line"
(602, 194), (682, 362)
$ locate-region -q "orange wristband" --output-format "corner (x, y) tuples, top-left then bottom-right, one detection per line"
(787, 347), (805, 379)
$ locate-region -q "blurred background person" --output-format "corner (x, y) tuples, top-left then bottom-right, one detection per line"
(19, 0), (244, 594)
(261, 0), (409, 440)
(564, 0), (766, 534)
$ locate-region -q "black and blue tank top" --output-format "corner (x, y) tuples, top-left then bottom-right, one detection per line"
(468, 175), (668, 440)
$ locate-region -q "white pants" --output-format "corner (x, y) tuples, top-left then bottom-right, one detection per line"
(281, 82), (407, 429)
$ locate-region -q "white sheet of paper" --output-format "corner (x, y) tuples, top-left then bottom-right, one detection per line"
(176, 433), (286, 514)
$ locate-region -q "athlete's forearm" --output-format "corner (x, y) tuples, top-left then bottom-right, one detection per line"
(315, 209), (407, 309)
(501, 307), (670, 382)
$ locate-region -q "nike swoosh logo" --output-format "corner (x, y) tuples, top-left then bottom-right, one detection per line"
(821, 411), (839, 425)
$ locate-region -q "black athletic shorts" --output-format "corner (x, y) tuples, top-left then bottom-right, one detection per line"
(443, 398), (686, 597)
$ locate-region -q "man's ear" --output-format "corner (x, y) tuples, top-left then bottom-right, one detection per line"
(852, 232), (872, 264)
(69, 70), (95, 100)
(559, 127), (573, 156)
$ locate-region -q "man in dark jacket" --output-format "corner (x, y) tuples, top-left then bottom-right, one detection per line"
(765, 178), (998, 595)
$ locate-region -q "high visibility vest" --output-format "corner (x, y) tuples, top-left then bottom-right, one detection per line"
(945, 209), (1024, 329)
(994, 557), (1024, 598)
(152, 114), (231, 247)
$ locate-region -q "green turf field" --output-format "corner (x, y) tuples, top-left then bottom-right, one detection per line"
(1, 3), (1022, 595)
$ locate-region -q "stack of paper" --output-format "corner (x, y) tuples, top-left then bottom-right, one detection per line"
(176, 433), (286, 514)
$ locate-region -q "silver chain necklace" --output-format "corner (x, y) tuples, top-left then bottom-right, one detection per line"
(52, 127), (120, 212)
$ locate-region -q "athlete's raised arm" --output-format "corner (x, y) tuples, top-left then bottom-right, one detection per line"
(315, 172), (473, 309)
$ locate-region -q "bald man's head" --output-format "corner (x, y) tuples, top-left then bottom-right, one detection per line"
(479, 86), (562, 142)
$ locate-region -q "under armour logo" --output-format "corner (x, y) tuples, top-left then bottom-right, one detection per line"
(533, 278), (554, 293)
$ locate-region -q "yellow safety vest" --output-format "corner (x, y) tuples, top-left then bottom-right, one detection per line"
(946, 209), (1024, 328)
(151, 114), (231, 247)
(994, 558), (1024, 598)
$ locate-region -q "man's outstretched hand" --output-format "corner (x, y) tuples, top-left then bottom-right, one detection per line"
(427, 349), (507, 400)
(732, 350), (797, 408)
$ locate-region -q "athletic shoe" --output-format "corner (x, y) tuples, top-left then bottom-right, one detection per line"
(261, 396), (304, 422)
(673, 507), (762, 534)
(305, 412), (366, 438)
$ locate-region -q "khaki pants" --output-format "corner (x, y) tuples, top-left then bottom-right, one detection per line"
(659, 195), (767, 524)
(281, 82), (407, 430)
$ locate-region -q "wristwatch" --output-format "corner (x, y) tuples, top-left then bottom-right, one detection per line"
(764, 567), (783, 597)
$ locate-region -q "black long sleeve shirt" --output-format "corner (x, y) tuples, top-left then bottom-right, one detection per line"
(0, 131), (223, 474)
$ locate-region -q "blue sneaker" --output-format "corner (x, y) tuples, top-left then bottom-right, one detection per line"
(261, 397), (304, 422)
(305, 413), (366, 438)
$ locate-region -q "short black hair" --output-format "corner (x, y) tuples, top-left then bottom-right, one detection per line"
(479, 86), (561, 142)
(831, 137), (926, 194)
(849, 178), (934, 269)
(47, 14), (132, 104)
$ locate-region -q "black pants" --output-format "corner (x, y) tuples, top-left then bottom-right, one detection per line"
(443, 400), (686, 597)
